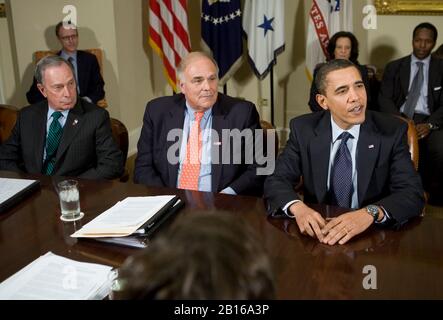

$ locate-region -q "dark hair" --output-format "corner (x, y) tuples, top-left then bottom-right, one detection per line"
(413, 22), (438, 42)
(34, 55), (75, 85)
(315, 59), (360, 95)
(116, 213), (275, 300)
(55, 21), (78, 38)
(327, 31), (359, 63)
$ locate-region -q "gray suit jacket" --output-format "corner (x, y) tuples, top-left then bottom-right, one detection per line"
(264, 111), (424, 228)
(0, 99), (123, 179)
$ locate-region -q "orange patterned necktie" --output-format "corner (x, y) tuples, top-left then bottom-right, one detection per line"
(178, 112), (205, 190)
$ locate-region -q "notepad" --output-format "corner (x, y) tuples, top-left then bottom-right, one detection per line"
(71, 195), (180, 238)
(0, 252), (112, 300)
(0, 178), (40, 213)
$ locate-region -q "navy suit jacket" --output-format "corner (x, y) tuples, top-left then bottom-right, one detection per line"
(26, 50), (105, 104)
(378, 55), (443, 127)
(0, 99), (123, 179)
(264, 111), (424, 228)
(134, 93), (264, 196)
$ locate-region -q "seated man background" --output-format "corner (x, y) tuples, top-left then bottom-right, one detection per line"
(26, 21), (105, 105)
(134, 51), (264, 196)
(115, 212), (275, 300)
(0, 55), (123, 179)
(378, 22), (443, 205)
(264, 59), (424, 246)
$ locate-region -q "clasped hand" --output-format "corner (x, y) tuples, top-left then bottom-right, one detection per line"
(289, 202), (373, 245)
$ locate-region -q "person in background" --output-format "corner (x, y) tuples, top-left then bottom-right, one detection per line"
(0, 55), (123, 179)
(379, 22), (443, 205)
(309, 31), (375, 112)
(265, 59), (424, 246)
(115, 213), (275, 299)
(26, 21), (105, 105)
(134, 51), (264, 196)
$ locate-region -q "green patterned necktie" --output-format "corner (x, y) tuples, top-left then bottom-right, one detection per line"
(43, 111), (63, 175)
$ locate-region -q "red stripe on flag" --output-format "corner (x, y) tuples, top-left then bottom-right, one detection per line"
(148, 0), (191, 91)
(310, 0), (330, 59)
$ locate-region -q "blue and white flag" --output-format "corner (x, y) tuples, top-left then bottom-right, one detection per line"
(242, 0), (285, 79)
(201, 0), (243, 85)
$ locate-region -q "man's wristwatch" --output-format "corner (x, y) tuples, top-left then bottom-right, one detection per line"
(366, 205), (379, 222)
(427, 123), (439, 131)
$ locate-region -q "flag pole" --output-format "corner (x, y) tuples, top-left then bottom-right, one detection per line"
(270, 65), (275, 126)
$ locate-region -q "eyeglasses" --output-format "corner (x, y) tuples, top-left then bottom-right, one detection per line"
(60, 34), (78, 42)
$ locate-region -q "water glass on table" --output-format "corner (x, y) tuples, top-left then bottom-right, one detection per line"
(57, 179), (84, 221)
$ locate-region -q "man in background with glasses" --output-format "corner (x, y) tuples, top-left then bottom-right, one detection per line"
(26, 21), (105, 105)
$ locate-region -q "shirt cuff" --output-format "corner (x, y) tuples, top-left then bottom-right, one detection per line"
(283, 200), (300, 218)
(220, 187), (237, 195)
(374, 205), (391, 224)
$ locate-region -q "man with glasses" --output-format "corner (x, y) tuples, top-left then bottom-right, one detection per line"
(26, 21), (105, 105)
(1, 55), (122, 179)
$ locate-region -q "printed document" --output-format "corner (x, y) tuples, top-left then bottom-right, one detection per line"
(0, 252), (112, 300)
(71, 195), (176, 237)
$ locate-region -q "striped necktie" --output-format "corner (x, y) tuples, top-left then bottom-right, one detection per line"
(42, 111), (63, 175)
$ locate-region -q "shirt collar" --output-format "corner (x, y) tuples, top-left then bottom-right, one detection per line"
(330, 115), (361, 143)
(411, 53), (431, 66)
(60, 50), (77, 61)
(47, 105), (70, 120)
(185, 101), (212, 121)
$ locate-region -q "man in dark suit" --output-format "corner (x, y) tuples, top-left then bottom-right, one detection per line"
(265, 59), (424, 245)
(379, 22), (443, 204)
(26, 21), (105, 105)
(134, 52), (264, 196)
(0, 55), (123, 179)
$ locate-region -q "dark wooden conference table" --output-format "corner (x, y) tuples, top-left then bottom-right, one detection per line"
(0, 170), (442, 299)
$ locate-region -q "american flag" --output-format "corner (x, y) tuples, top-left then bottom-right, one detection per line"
(148, 0), (191, 92)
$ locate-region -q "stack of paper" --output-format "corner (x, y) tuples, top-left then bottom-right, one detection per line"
(0, 252), (112, 300)
(71, 195), (177, 238)
(0, 178), (39, 213)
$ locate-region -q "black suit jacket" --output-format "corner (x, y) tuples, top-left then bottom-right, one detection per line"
(26, 50), (105, 104)
(134, 93), (264, 196)
(0, 99), (123, 179)
(264, 111), (424, 228)
(378, 55), (443, 127)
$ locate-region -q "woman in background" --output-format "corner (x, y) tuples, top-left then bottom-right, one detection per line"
(308, 31), (375, 112)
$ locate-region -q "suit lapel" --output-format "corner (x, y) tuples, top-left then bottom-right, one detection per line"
(356, 113), (380, 206)
(400, 56), (411, 96)
(55, 100), (84, 165)
(428, 57), (439, 112)
(211, 97), (226, 193)
(32, 102), (48, 172)
(166, 95), (185, 187)
(310, 113), (332, 202)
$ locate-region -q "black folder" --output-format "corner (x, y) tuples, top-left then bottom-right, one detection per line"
(84, 196), (184, 248)
(0, 178), (40, 213)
